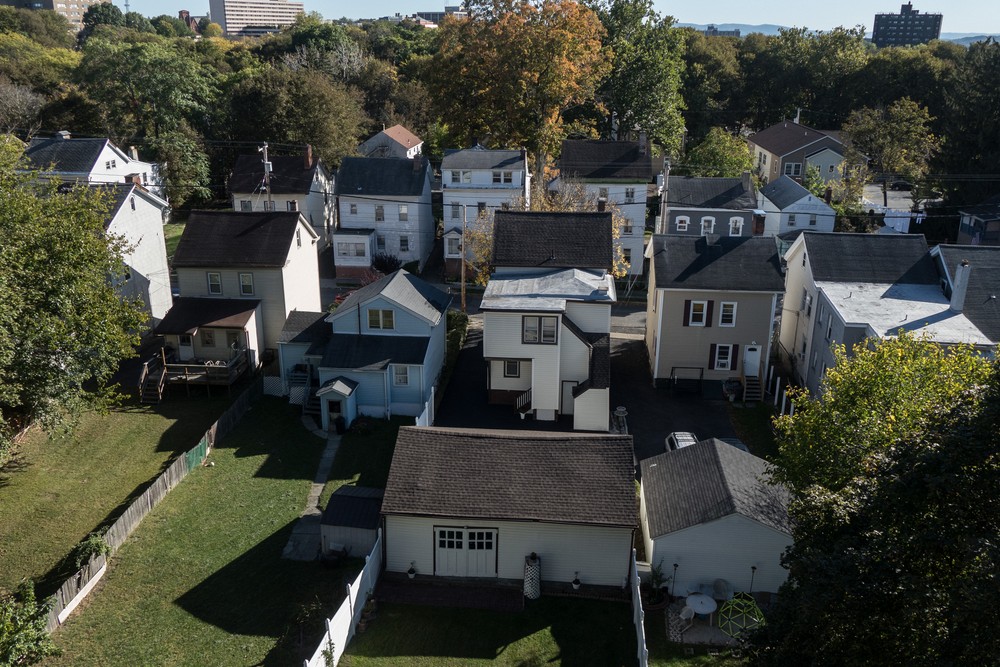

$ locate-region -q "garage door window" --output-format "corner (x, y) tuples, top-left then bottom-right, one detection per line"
(438, 529), (463, 549)
(468, 531), (493, 551)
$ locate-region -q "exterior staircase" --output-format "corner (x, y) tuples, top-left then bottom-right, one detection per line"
(743, 375), (763, 403)
(138, 356), (166, 404)
(303, 393), (321, 417)
(515, 388), (532, 416)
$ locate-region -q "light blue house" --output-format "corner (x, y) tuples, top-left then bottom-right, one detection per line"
(277, 270), (451, 430)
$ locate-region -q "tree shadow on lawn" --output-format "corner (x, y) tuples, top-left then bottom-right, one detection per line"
(174, 518), (363, 666)
(346, 598), (636, 666)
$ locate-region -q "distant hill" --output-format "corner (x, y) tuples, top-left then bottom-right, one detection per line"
(942, 34), (999, 47)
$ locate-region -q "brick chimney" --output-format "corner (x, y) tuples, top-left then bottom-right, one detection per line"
(950, 259), (971, 313)
(304, 143), (313, 169)
(129, 146), (139, 160)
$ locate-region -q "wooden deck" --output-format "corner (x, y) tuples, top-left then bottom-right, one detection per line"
(139, 349), (251, 401)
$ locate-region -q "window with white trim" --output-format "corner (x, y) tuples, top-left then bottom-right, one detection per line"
(522, 315), (558, 344)
(368, 309), (394, 330)
(492, 171), (513, 184)
(349, 203), (357, 215)
(451, 170), (471, 183)
(714, 344), (734, 370)
(729, 217), (743, 236)
(393, 366), (409, 386)
(399, 236), (409, 252)
(809, 214), (817, 226)
(451, 203), (460, 219)
(720, 302), (737, 327)
(598, 187), (609, 199)
(376, 235), (386, 252)
(287, 200), (298, 212)
(398, 204), (408, 221)
(784, 162), (802, 176)
(700, 217), (715, 235)
(239, 273), (254, 296)
(337, 242), (366, 257)
(375, 205), (384, 222)
(624, 187), (636, 203)
(622, 220), (633, 235)
(504, 360), (520, 377)
(676, 216), (689, 232)
(788, 214), (797, 226)
(240, 200), (252, 211)
(689, 300), (707, 326)
(263, 200), (275, 211)
(446, 237), (461, 257)
(207, 272), (222, 295)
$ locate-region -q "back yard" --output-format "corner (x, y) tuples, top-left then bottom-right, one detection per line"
(41, 398), (357, 666)
(0, 397), (231, 597)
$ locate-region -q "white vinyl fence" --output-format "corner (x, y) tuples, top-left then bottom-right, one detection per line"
(303, 528), (384, 667)
(631, 549), (649, 667)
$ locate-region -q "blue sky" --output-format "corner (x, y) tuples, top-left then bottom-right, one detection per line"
(124, 0), (997, 34)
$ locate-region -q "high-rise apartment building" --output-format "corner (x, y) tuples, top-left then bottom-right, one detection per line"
(872, 3), (942, 48)
(0, 0), (101, 32)
(208, 0), (304, 35)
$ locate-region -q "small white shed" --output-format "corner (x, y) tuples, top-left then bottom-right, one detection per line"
(639, 439), (792, 595)
(320, 486), (384, 557)
(382, 427), (637, 589)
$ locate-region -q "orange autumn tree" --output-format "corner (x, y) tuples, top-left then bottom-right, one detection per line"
(430, 0), (610, 173)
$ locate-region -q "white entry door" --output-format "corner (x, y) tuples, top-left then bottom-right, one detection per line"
(561, 381), (577, 415)
(434, 527), (497, 577)
(743, 345), (762, 377)
(178, 334), (194, 360)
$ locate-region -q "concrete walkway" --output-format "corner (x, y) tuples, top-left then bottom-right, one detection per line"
(282, 416), (341, 561)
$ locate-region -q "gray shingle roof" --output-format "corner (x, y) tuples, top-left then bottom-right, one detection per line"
(25, 136), (108, 172)
(229, 154), (323, 195)
(321, 486), (384, 530)
(319, 334), (429, 370)
(383, 427), (636, 527)
(666, 177), (756, 210)
(154, 297), (260, 335)
(492, 211), (613, 269)
(442, 147), (525, 170)
(335, 156), (429, 197)
(560, 140), (654, 181)
(749, 121), (841, 157)
(640, 439), (791, 538)
(760, 175), (811, 210)
(801, 232), (938, 284)
(173, 211), (305, 268)
(650, 235), (785, 292)
(334, 270), (450, 326)
(278, 311), (330, 344)
(936, 245), (1000, 342)
(86, 183), (165, 228)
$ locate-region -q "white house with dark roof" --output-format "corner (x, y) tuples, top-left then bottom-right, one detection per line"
(930, 245), (1000, 346)
(168, 210), (321, 355)
(661, 173), (761, 237)
(644, 235), (784, 400)
(781, 232), (993, 394)
(357, 124), (423, 159)
(228, 148), (335, 250)
(24, 132), (166, 200)
(382, 427), (636, 586)
(441, 146), (530, 279)
(639, 438), (792, 596)
(556, 139), (654, 276)
(335, 156), (434, 278)
(956, 194), (1000, 246)
(482, 211), (615, 431)
(758, 175), (835, 237)
(277, 270), (450, 429)
(747, 121), (846, 185)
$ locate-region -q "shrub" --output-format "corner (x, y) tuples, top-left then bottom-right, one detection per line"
(371, 252), (402, 274)
(401, 260), (419, 274)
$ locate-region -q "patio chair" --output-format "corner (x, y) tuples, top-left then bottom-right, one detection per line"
(679, 606), (695, 633)
(713, 578), (734, 602)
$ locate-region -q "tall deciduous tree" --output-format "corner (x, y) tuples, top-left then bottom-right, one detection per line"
(842, 98), (939, 207)
(589, 0), (685, 153)
(0, 138), (147, 463)
(683, 126), (751, 177)
(77, 2), (123, 44)
(431, 0), (610, 173)
(752, 335), (999, 666)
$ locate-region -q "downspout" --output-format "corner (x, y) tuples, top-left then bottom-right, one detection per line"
(653, 291), (664, 381)
(384, 368), (390, 418)
(764, 292), (778, 381)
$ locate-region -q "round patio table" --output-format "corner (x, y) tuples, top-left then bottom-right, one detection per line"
(685, 593), (718, 625)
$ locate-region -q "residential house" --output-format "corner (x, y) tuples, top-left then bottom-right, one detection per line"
(758, 176), (836, 237)
(277, 270), (450, 429)
(228, 147), (335, 251)
(334, 157), (434, 278)
(644, 235), (784, 398)
(382, 427), (636, 586)
(482, 211), (615, 431)
(96, 183), (173, 327)
(320, 486), (384, 557)
(780, 233), (993, 394)
(930, 245), (1000, 346)
(661, 174), (761, 237)
(441, 146), (530, 279)
(169, 210), (321, 357)
(957, 194), (1000, 246)
(748, 121), (845, 185)
(357, 124), (423, 159)
(557, 139), (654, 277)
(639, 438), (792, 596)
(24, 131), (166, 200)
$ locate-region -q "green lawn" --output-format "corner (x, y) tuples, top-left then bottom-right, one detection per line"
(42, 398), (356, 667)
(0, 398), (232, 597)
(341, 598), (638, 667)
(728, 402), (780, 461)
(163, 222), (185, 259)
(643, 610), (743, 666)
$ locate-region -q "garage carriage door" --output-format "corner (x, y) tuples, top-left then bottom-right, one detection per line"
(434, 527), (498, 577)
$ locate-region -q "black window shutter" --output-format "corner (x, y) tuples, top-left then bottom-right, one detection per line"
(683, 299), (691, 327)
(706, 300), (714, 327)
(731, 345), (739, 371)
(708, 343), (717, 369)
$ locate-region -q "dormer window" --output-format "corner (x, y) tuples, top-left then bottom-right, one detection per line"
(676, 216), (689, 232)
(368, 308), (394, 330)
(700, 217), (715, 235)
(492, 171), (513, 184)
(451, 170), (471, 184)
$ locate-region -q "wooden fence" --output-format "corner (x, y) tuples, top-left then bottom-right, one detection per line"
(44, 377), (264, 632)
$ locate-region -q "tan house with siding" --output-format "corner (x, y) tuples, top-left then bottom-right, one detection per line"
(747, 121), (845, 185)
(644, 235), (784, 399)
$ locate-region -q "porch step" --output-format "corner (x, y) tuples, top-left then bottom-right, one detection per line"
(302, 395), (321, 416)
(743, 376), (763, 402)
(288, 371), (309, 386)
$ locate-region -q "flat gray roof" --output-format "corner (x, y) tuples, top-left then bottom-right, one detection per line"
(481, 269), (616, 311)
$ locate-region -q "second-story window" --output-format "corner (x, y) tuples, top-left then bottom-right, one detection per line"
(625, 187), (636, 203)
(239, 273), (254, 296)
(368, 308), (394, 330)
(522, 315), (558, 344)
(720, 302), (737, 327)
(700, 217), (715, 235)
(349, 203), (357, 215)
(287, 200), (298, 212)
(492, 171), (513, 184)
(399, 236), (409, 252)
(451, 170), (471, 183)
(375, 205), (385, 222)
(729, 218), (744, 236)
(398, 204), (408, 221)
(207, 272), (222, 295)
(676, 216), (689, 232)
(376, 235), (386, 252)
(451, 203), (460, 219)
(598, 187), (609, 200)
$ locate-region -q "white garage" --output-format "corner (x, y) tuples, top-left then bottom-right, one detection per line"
(382, 427), (637, 589)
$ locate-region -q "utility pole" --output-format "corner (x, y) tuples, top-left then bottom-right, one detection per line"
(259, 142), (272, 210)
(659, 158), (671, 234)
(460, 204), (467, 313)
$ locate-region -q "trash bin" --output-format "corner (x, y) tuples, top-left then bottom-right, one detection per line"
(334, 416), (346, 434)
